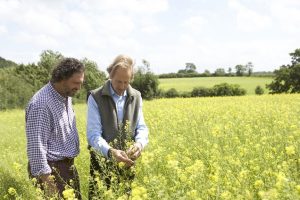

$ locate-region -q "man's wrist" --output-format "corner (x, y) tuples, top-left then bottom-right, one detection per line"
(135, 142), (143, 151)
(107, 148), (113, 158)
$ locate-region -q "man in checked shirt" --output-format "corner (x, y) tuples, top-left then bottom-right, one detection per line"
(25, 58), (84, 199)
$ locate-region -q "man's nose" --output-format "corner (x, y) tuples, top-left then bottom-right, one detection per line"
(120, 83), (126, 90)
(78, 84), (82, 90)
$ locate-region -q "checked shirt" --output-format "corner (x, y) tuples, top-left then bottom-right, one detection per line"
(25, 83), (80, 176)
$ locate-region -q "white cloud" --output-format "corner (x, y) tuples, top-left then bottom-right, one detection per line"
(183, 16), (207, 33)
(270, 1), (300, 33)
(228, 0), (272, 32)
(77, 0), (169, 13)
(141, 25), (161, 34)
(0, 0), (298, 74)
(0, 25), (7, 34)
(66, 11), (95, 36)
(95, 14), (135, 37)
(139, 17), (162, 34)
(14, 31), (59, 48)
(0, 0), (20, 16)
(22, 10), (70, 37)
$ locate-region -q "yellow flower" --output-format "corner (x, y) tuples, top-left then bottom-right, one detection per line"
(276, 172), (288, 190)
(295, 185), (300, 195)
(285, 145), (296, 156)
(254, 180), (264, 189)
(13, 162), (21, 171)
(104, 189), (114, 198)
(220, 191), (232, 200)
(208, 187), (216, 196)
(31, 177), (37, 185)
(118, 162), (125, 168)
(258, 189), (278, 199)
(8, 187), (17, 196)
(62, 188), (76, 200)
(132, 186), (147, 200)
(117, 195), (128, 200)
(187, 190), (199, 199)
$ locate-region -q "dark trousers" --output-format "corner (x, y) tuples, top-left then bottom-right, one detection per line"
(88, 149), (134, 200)
(28, 158), (81, 199)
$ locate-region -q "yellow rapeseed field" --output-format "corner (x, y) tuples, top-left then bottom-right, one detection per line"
(1, 94), (300, 199)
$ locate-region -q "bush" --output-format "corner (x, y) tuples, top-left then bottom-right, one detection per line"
(155, 89), (166, 98)
(0, 72), (35, 110)
(191, 87), (212, 97)
(181, 91), (191, 98)
(131, 68), (159, 100)
(211, 83), (246, 96)
(231, 84), (247, 96)
(255, 85), (264, 95)
(82, 58), (106, 92)
(165, 88), (179, 98)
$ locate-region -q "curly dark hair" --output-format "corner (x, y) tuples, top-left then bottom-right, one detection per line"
(51, 58), (85, 83)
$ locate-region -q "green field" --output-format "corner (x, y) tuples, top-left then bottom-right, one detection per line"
(1, 94), (300, 199)
(159, 77), (273, 95)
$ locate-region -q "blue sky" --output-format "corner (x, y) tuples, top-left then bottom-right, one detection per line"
(0, 0), (299, 74)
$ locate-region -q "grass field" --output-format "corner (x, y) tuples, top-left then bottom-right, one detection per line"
(159, 77), (273, 95)
(1, 94), (300, 199)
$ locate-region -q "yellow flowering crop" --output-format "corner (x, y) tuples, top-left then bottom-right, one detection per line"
(2, 94), (300, 199)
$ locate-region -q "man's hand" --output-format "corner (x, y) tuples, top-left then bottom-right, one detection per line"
(110, 148), (135, 167)
(126, 142), (142, 161)
(40, 174), (59, 197)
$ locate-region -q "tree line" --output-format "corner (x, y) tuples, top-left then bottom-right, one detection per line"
(0, 48), (299, 110)
(0, 50), (106, 110)
(159, 61), (274, 78)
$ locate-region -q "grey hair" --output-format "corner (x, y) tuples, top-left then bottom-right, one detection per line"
(107, 55), (134, 80)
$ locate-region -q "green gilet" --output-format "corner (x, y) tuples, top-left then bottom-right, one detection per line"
(89, 80), (141, 148)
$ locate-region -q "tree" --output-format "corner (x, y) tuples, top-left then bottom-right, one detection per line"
(37, 50), (64, 87)
(38, 50), (63, 71)
(82, 58), (106, 93)
(185, 63), (196, 73)
(131, 60), (159, 100)
(203, 69), (211, 77)
(246, 62), (253, 76)
(142, 59), (150, 72)
(214, 68), (226, 76)
(0, 57), (17, 68)
(0, 70), (34, 109)
(227, 67), (232, 76)
(267, 48), (300, 93)
(15, 50), (64, 89)
(15, 63), (45, 88)
(235, 64), (246, 76)
(73, 58), (107, 103)
(290, 49), (300, 65)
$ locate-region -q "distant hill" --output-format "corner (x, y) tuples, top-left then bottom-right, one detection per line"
(0, 57), (18, 68)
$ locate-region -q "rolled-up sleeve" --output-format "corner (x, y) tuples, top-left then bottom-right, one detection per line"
(26, 106), (51, 176)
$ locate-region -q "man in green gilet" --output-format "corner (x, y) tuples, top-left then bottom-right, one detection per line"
(86, 55), (149, 199)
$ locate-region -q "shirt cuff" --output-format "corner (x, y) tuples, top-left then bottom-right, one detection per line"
(30, 161), (52, 177)
(135, 139), (148, 150)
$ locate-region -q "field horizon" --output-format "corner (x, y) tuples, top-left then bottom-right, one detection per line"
(159, 76), (273, 95)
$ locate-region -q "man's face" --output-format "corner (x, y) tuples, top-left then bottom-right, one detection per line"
(62, 72), (84, 97)
(111, 67), (131, 96)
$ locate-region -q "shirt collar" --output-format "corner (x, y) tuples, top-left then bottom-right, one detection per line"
(48, 82), (68, 103)
(109, 81), (127, 97)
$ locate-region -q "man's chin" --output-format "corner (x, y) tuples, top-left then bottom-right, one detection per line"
(67, 92), (77, 97)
